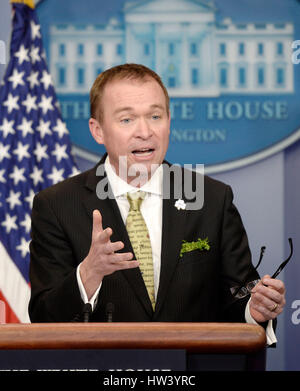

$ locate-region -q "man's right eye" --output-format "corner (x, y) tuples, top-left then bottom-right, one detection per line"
(121, 118), (131, 124)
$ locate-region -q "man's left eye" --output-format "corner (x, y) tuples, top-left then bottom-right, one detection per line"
(152, 115), (160, 120)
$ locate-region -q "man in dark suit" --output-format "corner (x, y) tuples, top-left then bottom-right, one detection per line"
(29, 64), (285, 344)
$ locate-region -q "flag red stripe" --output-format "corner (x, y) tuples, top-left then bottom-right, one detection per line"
(0, 291), (20, 323)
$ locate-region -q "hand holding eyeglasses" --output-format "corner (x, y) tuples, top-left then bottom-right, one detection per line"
(230, 238), (293, 323)
(249, 274), (286, 323)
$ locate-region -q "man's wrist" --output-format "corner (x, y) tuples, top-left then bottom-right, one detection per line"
(77, 262), (102, 305)
(79, 258), (103, 300)
(245, 298), (277, 345)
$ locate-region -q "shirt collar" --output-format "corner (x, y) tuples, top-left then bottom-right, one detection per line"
(104, 156), (163, 198)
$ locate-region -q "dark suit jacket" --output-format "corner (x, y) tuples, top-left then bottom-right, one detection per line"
(29, 155), (260, 323)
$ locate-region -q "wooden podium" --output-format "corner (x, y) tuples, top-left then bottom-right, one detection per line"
(0, 322), (266, 371)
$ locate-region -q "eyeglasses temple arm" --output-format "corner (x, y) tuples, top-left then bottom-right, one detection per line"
(271, 238), (293, 279)
(255, 246), (265, 270)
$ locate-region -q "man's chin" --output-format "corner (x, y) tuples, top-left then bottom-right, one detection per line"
(130, 161), (157, 179)
(114, 155), (162, 184)
(127, 162), (158, 186)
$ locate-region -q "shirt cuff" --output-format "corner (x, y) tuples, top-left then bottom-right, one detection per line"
(245, 298), (277, 346)
(76, 264), (101, 310)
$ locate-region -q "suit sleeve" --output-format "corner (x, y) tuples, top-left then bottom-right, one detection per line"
(218, 188), (278, 336)
(219, 185), (261, 322)
(29, 191), (84, 322)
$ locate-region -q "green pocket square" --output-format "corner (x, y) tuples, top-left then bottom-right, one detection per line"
(180, 238), (210, 258)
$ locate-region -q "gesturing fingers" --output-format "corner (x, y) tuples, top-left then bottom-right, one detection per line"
(92, 210), (115, 247)
(98, 227), (113, 244)
(108, 251), (136, 266)
(92, 209), (103, 238)
(102, 250), (139, 276)
(103, 240), (124, 255)
(81, 210), (139, 299)
(90, 209), (139, 273)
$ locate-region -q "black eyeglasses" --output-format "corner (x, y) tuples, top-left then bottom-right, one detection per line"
(271, 238), (293, 278)
(231, 238), (293, 299)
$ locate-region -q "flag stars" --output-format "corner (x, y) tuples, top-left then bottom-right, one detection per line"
(13, 142), (30, 162)
(1, 214), (18, 234)
(52, 143), (68, 163)
(0, 143), (11, 162)
(9, 166), (26, 186)
(30, 45), (40, 63)
(0, 118), (15, 138)
(24, 189), (35, 209)
(47, 167), (65, 184)
(3, 93), (19, 113)
(16, 237), (31, 258)
(30, 166), (44, 186)
(0, 5), (79, 301)
(0, 169), (6, 183)
(22, 93), (37, 114)
(40, 70), (53, 90)
(6, 190), (22, 210)
(38, 95), (54, 114)
(34, 142), (48, 162)
(20, 213), (31, 234)
(30, 20), (41, 40)
(40, 50), (47, 61)
(36, 119), (52, 138)
(27, 71), (39, 89)
(14, 44), (29, 65)
(69, 166), (81, 177)
(53, 118), (68, 138)
(17, 118), (34, 138)
(8, 69), (25, 89)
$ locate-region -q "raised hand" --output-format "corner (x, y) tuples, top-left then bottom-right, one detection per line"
(80, 209), (139, 300)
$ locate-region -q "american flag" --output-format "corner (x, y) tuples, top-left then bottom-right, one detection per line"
(0, 1), (79, 323)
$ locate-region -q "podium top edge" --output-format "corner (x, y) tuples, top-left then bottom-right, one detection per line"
(0, 323), (266, 353)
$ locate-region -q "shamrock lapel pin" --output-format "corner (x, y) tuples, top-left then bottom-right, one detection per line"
(175, 199), (186, 210)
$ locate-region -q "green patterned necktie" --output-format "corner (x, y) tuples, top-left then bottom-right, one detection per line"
(126, 192), (155, 309)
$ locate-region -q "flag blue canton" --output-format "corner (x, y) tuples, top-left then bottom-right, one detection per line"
(0, 3), (79, 284)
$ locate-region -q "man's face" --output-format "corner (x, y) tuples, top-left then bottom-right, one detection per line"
(89, 77), (170, 183)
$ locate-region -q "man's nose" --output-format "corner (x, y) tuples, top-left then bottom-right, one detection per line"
(135, 117), (153, 138)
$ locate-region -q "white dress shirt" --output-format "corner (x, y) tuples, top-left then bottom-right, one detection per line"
(76, 156), (276, 345)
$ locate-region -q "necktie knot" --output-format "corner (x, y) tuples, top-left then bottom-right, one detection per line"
(127, 191), (146, 211)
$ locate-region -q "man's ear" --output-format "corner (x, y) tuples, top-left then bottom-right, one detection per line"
(89, 117), (104, 145)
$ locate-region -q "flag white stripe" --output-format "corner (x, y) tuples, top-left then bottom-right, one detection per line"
(0, 242), (31, 323)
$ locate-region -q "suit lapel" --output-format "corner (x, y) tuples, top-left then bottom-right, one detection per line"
(154, 164), (187, 317)
(82, 157), (154, 317)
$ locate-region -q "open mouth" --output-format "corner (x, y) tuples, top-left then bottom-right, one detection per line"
(132, 148), (155, 156)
